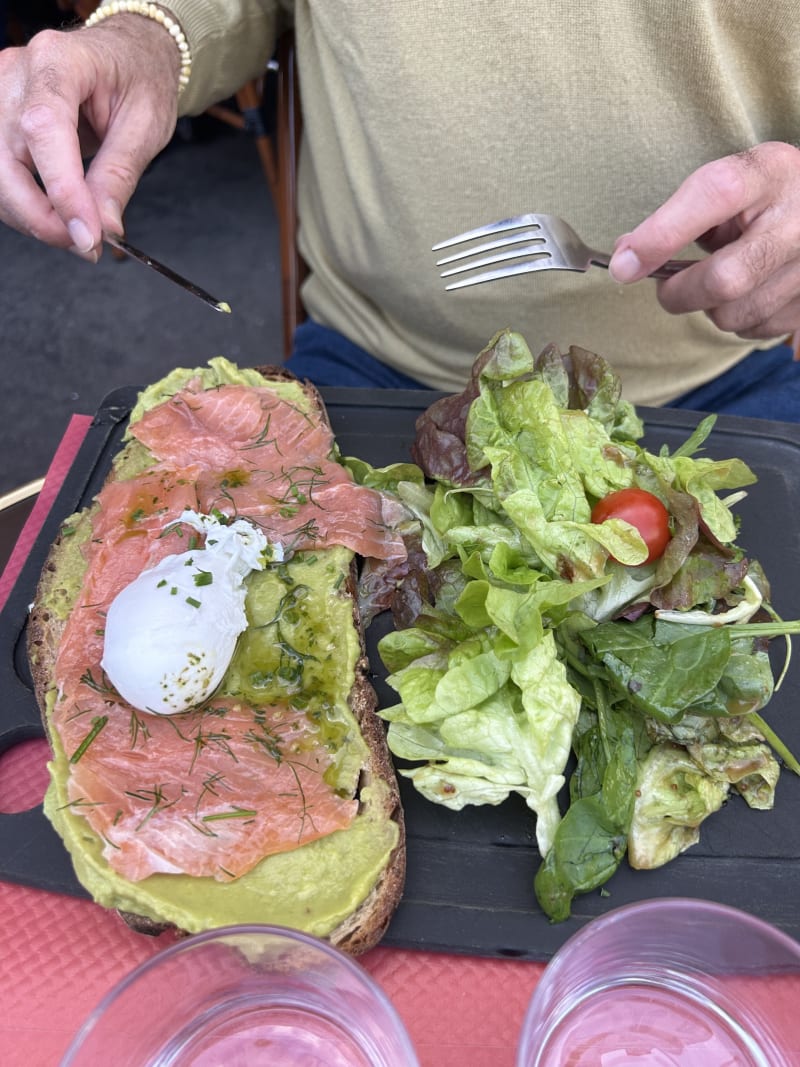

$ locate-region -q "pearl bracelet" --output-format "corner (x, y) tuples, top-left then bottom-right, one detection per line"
(84, 2), (192, 94)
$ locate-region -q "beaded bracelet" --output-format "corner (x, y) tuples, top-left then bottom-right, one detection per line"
(84, 2), (192, 94)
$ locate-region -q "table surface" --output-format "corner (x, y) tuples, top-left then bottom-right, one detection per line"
(0, 414), (544, 1067)
(5, 405), (800, 1066)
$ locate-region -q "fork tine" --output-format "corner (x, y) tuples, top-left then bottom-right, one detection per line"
(440, 242), (551, 278)
(443, 257), (574, 291)
(435, 229), (546, 266)
(431, 213), (543, 251)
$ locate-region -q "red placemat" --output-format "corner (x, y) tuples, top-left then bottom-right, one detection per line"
(0, 414), (93, 614)
(0, 878), (541, 1066)
(0, 415), (544, 1066)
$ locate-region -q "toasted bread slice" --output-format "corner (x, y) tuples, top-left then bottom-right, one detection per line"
(27, 361), (405, 953)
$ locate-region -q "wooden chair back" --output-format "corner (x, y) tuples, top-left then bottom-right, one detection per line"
(188, 32), (307, 358)
(273, 32), (307, 357)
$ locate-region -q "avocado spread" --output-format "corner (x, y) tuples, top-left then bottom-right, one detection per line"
(38, 360), (399, 936)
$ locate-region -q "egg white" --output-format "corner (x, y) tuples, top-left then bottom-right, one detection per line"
(101, 512), (278, 715)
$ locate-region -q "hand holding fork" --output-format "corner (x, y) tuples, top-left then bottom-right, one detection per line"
(433, 213), (694, 290)
(433, 143), (800, 353)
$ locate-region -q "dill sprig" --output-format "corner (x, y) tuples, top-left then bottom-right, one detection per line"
(124, 784), (181, 831)
(79, 668), (116, 697)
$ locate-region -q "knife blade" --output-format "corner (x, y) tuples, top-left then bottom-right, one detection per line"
(103, 233), (231, 314)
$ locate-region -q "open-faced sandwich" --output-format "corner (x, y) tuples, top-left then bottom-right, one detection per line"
(27, 358), (406, 954)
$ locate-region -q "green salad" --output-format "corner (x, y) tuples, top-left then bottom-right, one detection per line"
(349, 329), (800, 921)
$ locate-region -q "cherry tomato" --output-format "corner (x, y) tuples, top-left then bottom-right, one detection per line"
(591, 488), (670, 564)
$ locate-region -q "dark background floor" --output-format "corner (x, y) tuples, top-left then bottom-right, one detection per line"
(0, 120), (283, 496)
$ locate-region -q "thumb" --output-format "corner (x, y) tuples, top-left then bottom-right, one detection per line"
(99, 194), (125, 238)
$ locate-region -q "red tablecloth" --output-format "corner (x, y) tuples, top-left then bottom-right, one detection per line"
(0, 416), (544, 1066)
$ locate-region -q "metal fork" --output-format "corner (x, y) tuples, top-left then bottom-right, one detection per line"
(432, 213), (696, 290)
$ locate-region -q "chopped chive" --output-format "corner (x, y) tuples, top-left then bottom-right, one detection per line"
(202, 807), (257, 822)
(69, 715), (109, 763)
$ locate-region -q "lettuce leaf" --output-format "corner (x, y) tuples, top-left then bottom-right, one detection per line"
(628, 744), (730, 869)
(382, 619), (580, 857)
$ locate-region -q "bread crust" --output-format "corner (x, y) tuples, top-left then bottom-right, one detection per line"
(27, 366), (405, 954)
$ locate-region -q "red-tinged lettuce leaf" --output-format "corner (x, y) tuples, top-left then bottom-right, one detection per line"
(386, 534), (438, 630)
(411, 331), (643, 486)
(650, 544), (750, 612)
(645, 484), (747, 612)
(535, 343), (643, 442)
(358, 551), (413, 626)
(410, 347), (489, 486)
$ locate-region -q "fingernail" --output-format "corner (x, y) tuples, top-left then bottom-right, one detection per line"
(68, 245), (100, 264)
(609, 247), (643, 283)
(67, 217), (95, 254)
(104, 198), (124, 235)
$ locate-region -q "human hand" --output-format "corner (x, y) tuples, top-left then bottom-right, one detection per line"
(0, 16), (181, 260)
(609, 142), (800, 345)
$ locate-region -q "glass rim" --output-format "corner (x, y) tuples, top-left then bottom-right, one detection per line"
(60, 922), (418, 1066)
(517, 897), (800, 1066)
(549, 898), (800, 961)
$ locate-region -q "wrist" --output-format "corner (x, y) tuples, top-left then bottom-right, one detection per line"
(83, 2), (191, 95)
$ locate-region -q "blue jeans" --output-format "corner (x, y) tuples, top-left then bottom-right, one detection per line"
(671, 342), (800, 420)
(285, 319), (800, 422)
(284, 320), (431, 390)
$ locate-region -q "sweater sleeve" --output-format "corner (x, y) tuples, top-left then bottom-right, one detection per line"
(133, 0), (291, 117)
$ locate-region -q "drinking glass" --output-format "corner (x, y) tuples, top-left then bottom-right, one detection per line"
(517, 898), (800, 1066)
(60, 924), (420, 1067)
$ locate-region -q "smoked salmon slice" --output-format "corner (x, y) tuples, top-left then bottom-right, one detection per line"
(130, 381), (406, 562)
(50, 380), (404, 882)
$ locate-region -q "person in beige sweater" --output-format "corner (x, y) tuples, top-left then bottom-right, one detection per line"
(1, 1), (799, 417)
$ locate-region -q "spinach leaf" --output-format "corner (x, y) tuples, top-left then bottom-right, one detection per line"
(535, 716), (639, 921)
(580, 616), (732, 722)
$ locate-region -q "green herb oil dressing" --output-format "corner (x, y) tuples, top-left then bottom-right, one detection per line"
(222, 549), (367, 794)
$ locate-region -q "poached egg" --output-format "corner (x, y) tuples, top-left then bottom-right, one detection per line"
(101, 510), (280, 715)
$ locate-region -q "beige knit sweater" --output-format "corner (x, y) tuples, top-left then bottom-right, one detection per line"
(136, 0), (800, 404)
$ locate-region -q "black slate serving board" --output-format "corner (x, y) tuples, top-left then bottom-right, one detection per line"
(1, 386), (800, 961)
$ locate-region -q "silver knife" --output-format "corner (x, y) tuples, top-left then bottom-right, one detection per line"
(103, 233), (232, 314)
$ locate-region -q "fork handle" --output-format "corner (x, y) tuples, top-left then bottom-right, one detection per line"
(594, 256), (698, 281)
(647, 259), (698, 280)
